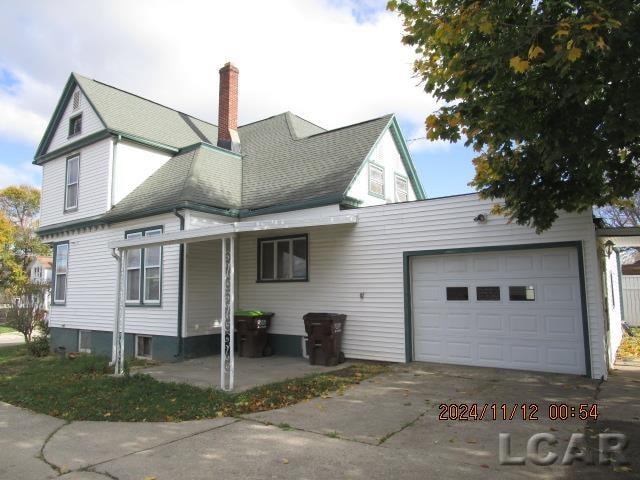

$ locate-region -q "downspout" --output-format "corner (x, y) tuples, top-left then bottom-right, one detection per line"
(174, 209), (186, 359)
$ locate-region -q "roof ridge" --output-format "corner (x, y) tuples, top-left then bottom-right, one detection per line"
(74, 73), (218, 129)
(306, 113), (393, 139)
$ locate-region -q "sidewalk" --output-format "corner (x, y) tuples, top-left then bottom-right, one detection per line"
(0, 331), (24, 347)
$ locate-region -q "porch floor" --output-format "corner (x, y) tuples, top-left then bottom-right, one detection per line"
(136, 355), (351, 391)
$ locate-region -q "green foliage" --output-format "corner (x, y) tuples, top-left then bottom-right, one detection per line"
(0, 349), (388, 422)
(0, 185), (50, 291)
(26, 335), (50, 357)
(390, 1), (640, 231)
(4, 283), (49, 342)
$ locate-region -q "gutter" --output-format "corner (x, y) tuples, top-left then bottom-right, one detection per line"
(174, 209), (186, 359)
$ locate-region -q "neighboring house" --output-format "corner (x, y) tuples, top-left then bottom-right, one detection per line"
(622, 259), (640, 275)
(35, 63), (634, 379)
(29, 255), (53, 309)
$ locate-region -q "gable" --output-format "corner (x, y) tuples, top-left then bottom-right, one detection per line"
(345, 118), (425, 206)
(41, 77), (106, 155)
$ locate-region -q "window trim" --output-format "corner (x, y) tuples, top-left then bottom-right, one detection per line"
(64, 154), (80, 212)
(134, 334), (153, 359)
(52, 241), (69, 306)
(368, 162), (385, 199)
(257, 233), (309, 283)
(394, 172), (409, 202)
(68, 112), (83, 138)
(78, 330), (91, 353)
(124, 226), (163, 306)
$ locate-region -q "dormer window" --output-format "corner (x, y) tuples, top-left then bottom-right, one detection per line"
(368, 163), (385, 198)
(395, 174), (408, 202)
(68, 113), (82, 137)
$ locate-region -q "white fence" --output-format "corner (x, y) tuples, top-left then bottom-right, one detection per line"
(623, 276), (640, 326)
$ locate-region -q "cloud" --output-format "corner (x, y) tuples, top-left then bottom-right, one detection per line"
(0, 0), (439, 140)
(0, 161), (40, 188)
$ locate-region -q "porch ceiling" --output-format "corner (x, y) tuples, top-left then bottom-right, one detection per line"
(107, 213), (358, 250)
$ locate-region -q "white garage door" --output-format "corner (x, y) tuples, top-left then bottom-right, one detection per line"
(411, 247), (586, 375)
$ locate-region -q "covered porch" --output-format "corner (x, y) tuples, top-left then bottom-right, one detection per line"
(135, 354), (352, 391)
(108, 213), (358, 391)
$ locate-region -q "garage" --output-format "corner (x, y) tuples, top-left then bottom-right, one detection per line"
(410, 246), (588, 375)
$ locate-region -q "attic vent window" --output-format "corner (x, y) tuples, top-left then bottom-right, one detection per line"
(72, 90), (81, 110)
(68, 114), (82, 138)
(368, 163), (385, 198)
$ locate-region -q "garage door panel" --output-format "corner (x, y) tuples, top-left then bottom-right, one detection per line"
(411, 247), (586, 375)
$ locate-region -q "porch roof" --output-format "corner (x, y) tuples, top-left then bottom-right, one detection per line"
(597, 226), (640, 248)
(107, 213), (358, 250)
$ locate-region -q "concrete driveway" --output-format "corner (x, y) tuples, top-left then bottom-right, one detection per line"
(1, 362), (638, 480)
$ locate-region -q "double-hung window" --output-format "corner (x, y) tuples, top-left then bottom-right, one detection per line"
(65, 155), (79, 211)
(258, 235), (308, 282)
(125, 227), (162, 305)
(68, 113), (82, 137)
(368, 163), (384, 197)
(394, 174), (408, 202)
(53, 242), (69, 304)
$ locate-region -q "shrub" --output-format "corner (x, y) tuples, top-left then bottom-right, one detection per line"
(27, 336), (50, 357)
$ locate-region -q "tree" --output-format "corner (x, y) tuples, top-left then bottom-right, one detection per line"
(0, 185), (50, 291)
(389, 1), (640, 231)
(598, 191), (640, 227)
(5, 283), (49, 343)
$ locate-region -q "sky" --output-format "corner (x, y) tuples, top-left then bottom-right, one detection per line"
(0, 0), (476, 198)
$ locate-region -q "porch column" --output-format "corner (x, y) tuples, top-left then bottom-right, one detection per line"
(112, 248), (127, 376)
(220, 236), (235, 390)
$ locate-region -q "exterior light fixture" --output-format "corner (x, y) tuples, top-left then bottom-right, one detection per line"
(604, 240), (615, 258)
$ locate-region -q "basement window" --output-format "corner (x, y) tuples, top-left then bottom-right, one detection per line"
(68, 113), (82, 137)
(135, 335), (152, 359)
(78, 330), (91, 353)
(258, 235), (308, 282)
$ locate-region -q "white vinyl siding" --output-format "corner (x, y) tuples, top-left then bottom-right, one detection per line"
(237, 194), (606, 378)
(185, 240), (222, 337)
(47, 86), (104, 154)
(111, 141), (172, 206)
(40, 138), (112, 227)
(47, 214), (180, 337)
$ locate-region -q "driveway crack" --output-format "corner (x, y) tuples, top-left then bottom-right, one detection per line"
(38, 420), (70, 476)
(377, 409), (428, 446)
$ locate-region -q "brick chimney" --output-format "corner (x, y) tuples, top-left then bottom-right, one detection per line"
(217, 62), (240, 152)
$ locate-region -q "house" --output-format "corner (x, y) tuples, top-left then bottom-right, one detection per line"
(36, 63), (633, 385)
(28, 255), (53, 308)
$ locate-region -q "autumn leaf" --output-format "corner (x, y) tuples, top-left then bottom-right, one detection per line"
(567, 47), (582, 62)
(479, 21), (493, 34)
(552, 29), (570, 39)
(581, 23), (597, 31)
(528, 45), (545, 59)
(596, 36), (608, 50)
(509, 56), (529, 73)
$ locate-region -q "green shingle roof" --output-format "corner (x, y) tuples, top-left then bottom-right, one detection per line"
(37, 73), (422, 225)
(74, 74), (218, 148)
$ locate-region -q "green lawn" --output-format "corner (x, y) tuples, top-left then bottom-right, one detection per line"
(0, 325), (16, 334)
(0, 345), (388, 422)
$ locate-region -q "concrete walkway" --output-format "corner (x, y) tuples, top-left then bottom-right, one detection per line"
(136, 355), (351, 391)
(1, 362), (638, 479)
(0, 331), (25, 347)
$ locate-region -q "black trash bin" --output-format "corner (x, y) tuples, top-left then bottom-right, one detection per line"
(234, 310), (274, 357)
(303, 313), (346, 366)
